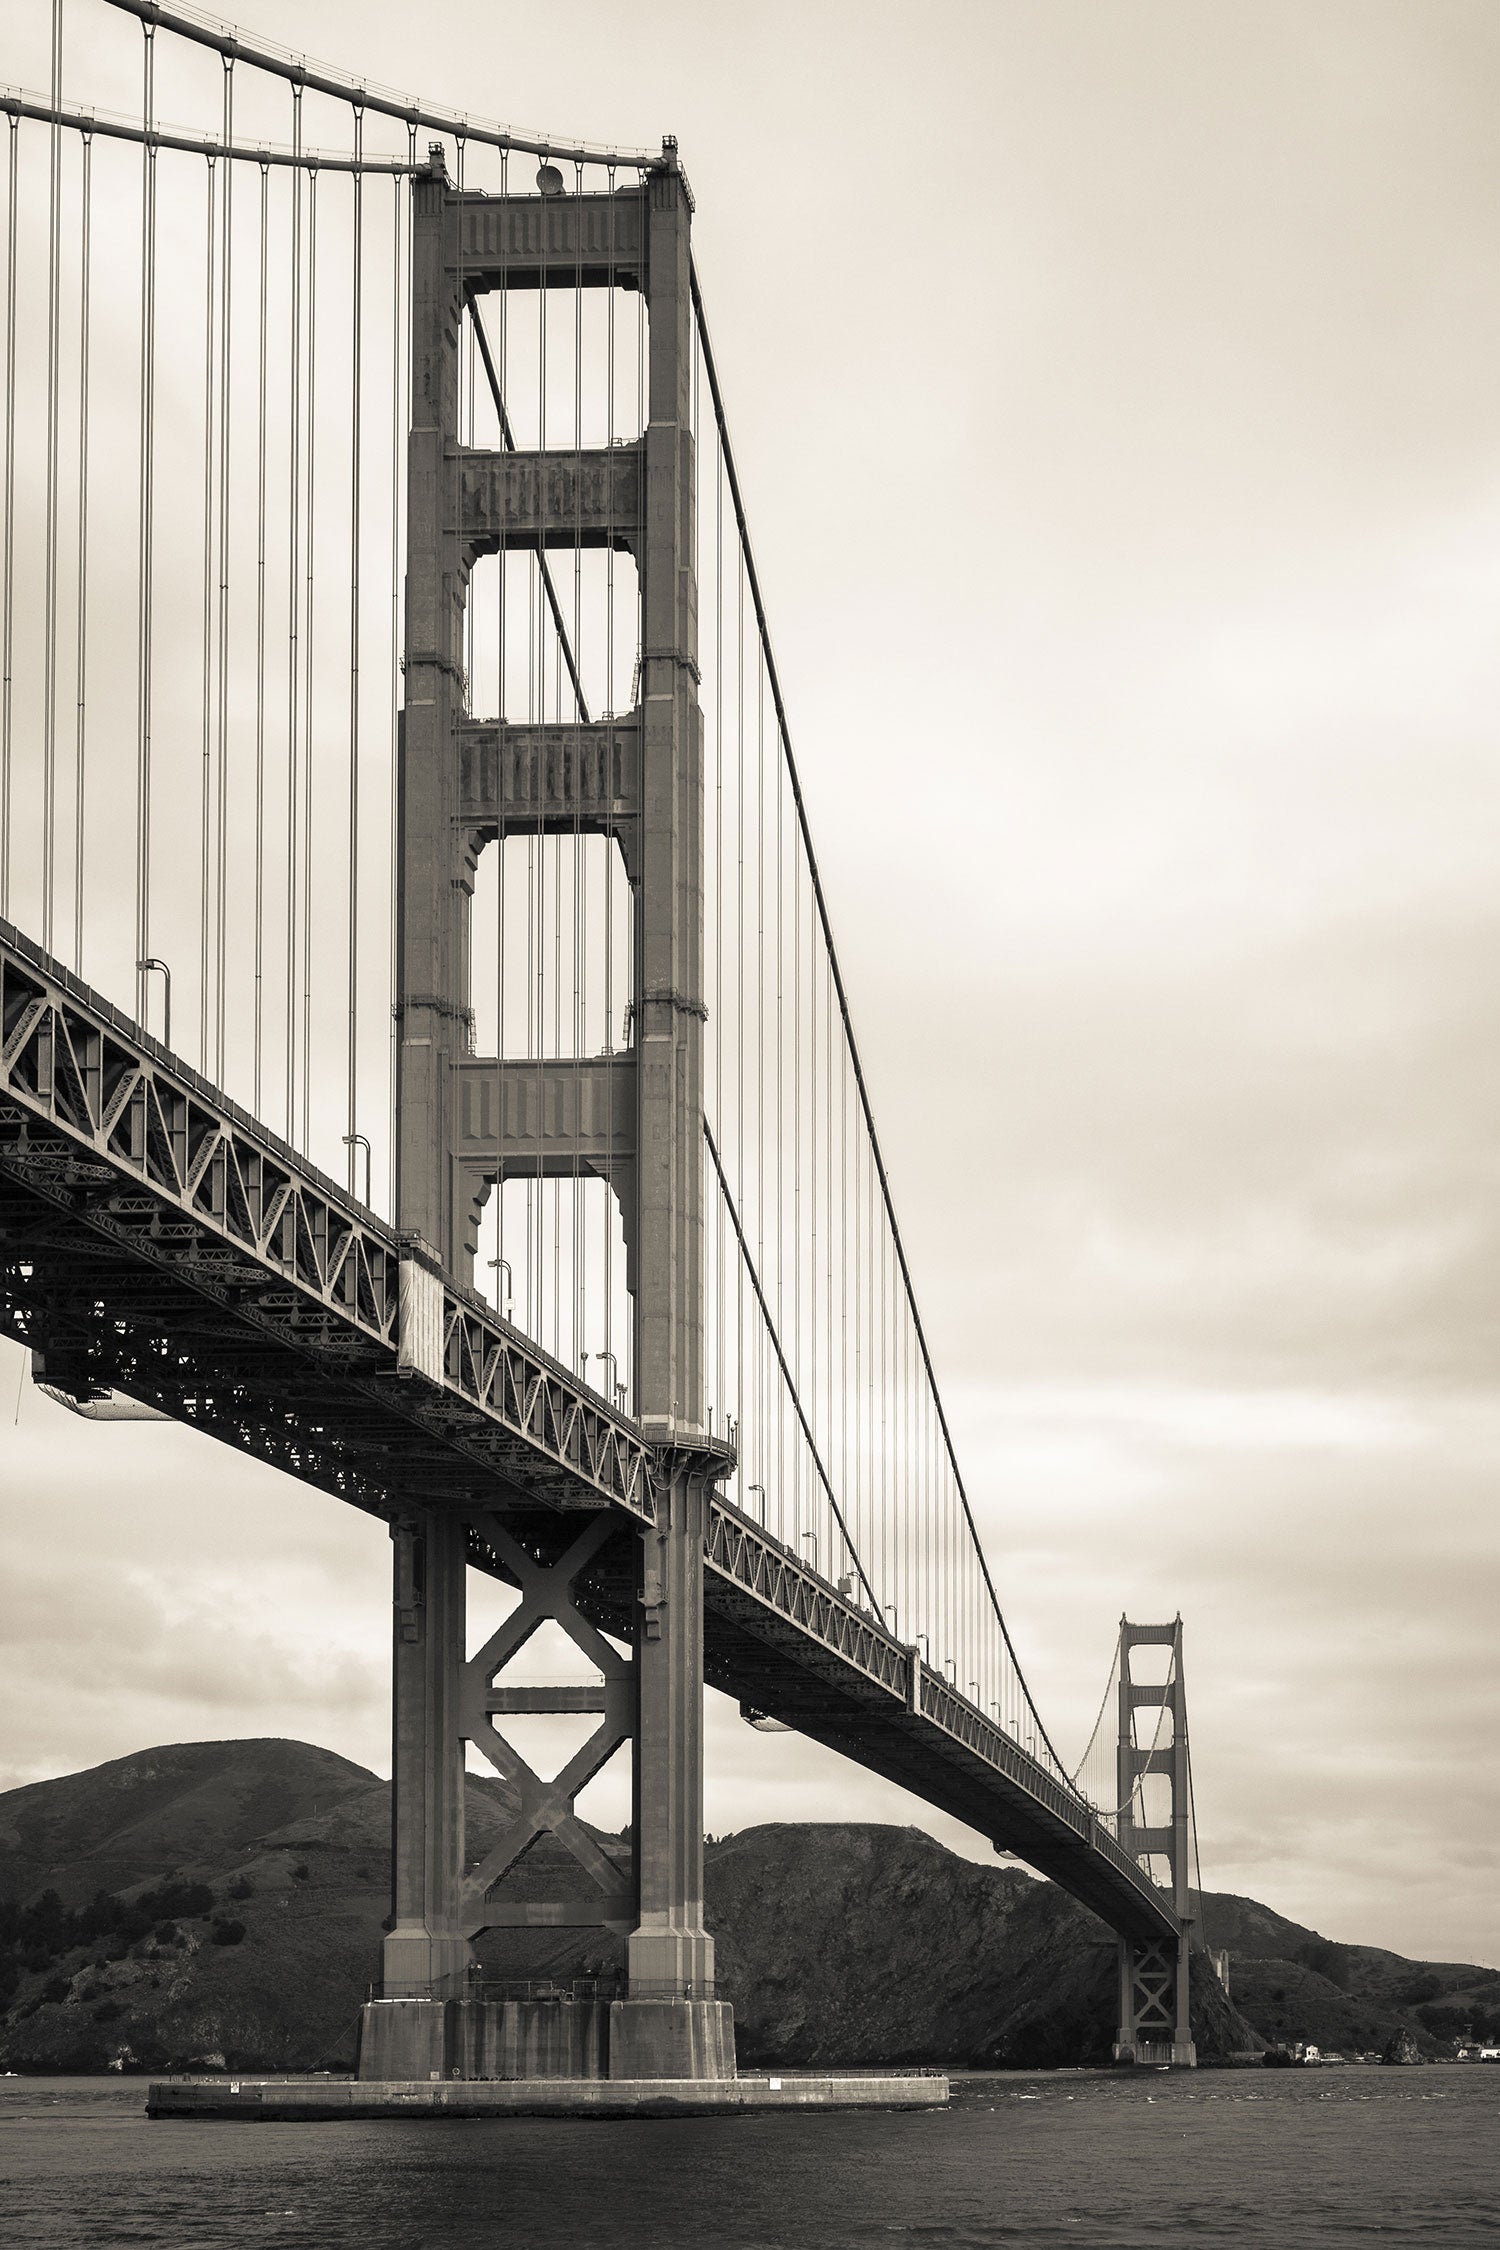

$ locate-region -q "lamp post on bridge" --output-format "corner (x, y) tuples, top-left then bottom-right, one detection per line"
(136, 957), (172, 1050)
(586, 1349), (619, 1402)
(342, 1133), (372, 1207)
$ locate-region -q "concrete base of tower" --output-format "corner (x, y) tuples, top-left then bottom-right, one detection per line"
(1112, 2038), (1198, 2068)
(358, 1999), (448, 2082)
(607, 1998), (735, 2081)
(354, 1995), (734, 2082)
(357, 1997), (612, 2082)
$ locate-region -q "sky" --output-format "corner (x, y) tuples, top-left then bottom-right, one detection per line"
(3, 0), (1499, 1967)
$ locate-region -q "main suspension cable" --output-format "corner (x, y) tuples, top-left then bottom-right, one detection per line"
(690, 261), (1066, 1773)
(705, 1121), (879, 1611)
(97, 0), (656, 169)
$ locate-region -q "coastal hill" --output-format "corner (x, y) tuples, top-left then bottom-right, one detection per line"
(0, 1739), (373, 1906)
(0, 1739), (1494, 2073)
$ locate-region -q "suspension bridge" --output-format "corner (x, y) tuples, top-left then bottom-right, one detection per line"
(0, 0), (1205, 2081)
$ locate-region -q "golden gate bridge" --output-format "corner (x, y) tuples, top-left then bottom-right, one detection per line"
(0, 0), (1206, 2083)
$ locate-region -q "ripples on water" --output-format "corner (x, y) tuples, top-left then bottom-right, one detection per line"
(2, 2069), (1497, 2249)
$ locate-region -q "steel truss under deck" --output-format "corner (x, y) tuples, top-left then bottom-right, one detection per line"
(0, 915), (1179, 1950)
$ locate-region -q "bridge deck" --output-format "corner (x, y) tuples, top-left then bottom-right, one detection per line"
(0, 918), (1178, 1949)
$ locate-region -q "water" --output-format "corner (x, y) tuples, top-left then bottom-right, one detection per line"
(2, 2069), (1496, 2248)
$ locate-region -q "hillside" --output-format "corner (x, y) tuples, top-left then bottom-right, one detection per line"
(1190, 1889), (1500, 2058)
(709, 1821), (1250, 2068)
(0, 1739), (1493, 2073)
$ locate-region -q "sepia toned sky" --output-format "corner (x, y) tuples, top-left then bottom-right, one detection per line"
(3, 0), (1498, 1966)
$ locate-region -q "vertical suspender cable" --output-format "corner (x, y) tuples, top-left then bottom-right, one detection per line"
(809, 860), (820, 1555)
(300, 164), (318, 1148)
(791, 794), (801, 1542)
(538, 228), (552, 1353)
(284, 85), (302, 1135)
(199, 154), (217, 1063)
(213, 59), (234, 1082)
(390, 157), (407, 1212)
(347, 108), (364, 1190)
(773, 644), (785, 1537)
(0, 114), (16, 919)
(825, 951), (835, 1567)
(494, 148), (509, 1302)
(736, 536), (746, 1495)
(253, 160), (268, 1113)
(755, 648), (766, 1516)
(572, 156), (584, 1375)
(72, 128), (92, 970)
(692, 272), (1068, 1770)
(135, 24), (158, 1028)
(840, 1021), (850, 1586)
(42, 0), (64, 950)
(711, 340), (724, 1430)
(601, 160), (613, 1382)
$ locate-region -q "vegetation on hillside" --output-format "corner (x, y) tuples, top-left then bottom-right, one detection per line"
(0, 1740), (1492, 2073)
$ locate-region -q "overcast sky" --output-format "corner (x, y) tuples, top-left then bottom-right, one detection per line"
(3, 0), (1498, 1968)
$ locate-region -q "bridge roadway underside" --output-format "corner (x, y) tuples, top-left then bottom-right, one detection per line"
(0, 937), (1176, 1951)
(0, 1175), (1172, 1949)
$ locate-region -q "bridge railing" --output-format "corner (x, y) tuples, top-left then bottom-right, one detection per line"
(0, 912), (656, 1522)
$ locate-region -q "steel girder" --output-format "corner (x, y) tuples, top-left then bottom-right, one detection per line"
(0, 917), (655, 1522)
(0, 914), (1181, 1950)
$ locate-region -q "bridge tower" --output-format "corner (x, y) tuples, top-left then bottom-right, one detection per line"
(1113, 1619), (1196, 2067)
(365, 141), (732, 2081)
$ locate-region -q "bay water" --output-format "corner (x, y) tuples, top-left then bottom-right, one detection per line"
(2, 2067), (1497, 2248)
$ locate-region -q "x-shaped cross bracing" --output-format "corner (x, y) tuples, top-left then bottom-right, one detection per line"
(1127, 1942), (1177, 2035)
(459, 1512), (634, 1937)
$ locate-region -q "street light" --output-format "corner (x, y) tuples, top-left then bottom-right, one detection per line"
(342, 1132), (372, 1206)
(800, 1529), (818, 1574)
(137, 957), (172, 1048)
(746, 1481), (765, 1523)
(487, 1257), (513, 1317)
